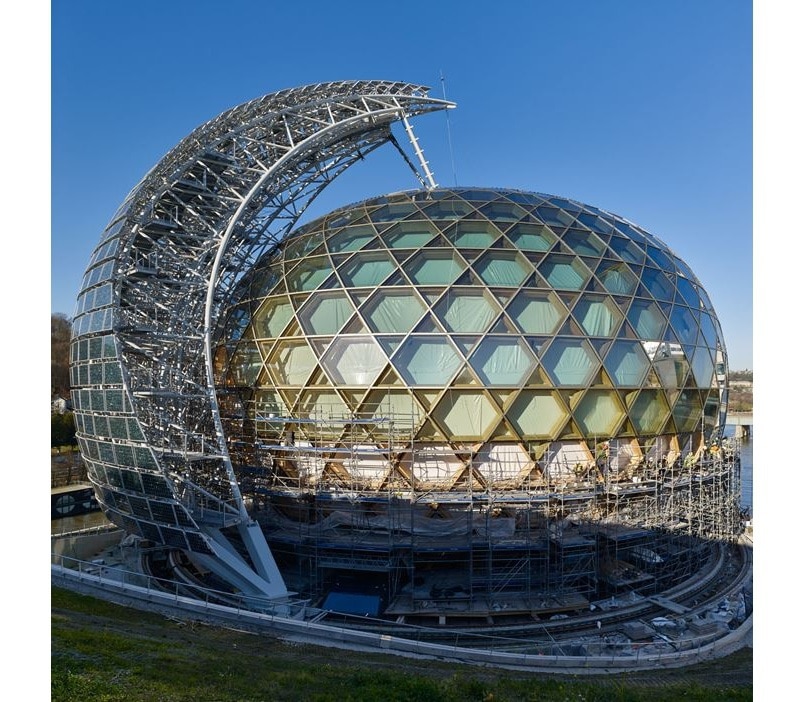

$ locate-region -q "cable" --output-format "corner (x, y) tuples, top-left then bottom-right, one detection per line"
(440, 71), (458, 187)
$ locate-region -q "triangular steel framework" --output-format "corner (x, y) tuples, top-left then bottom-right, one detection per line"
(70, 81), (455, 599)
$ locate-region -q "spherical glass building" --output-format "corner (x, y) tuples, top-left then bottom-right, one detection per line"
(217, 186), (727, 459)
(69, 82), (741, 624)
(212, 187), (735, 617)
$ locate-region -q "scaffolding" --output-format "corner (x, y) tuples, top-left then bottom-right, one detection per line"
(220, 404), (742, 622)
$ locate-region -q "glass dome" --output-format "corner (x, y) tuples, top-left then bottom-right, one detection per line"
(214, 187), (727, 464)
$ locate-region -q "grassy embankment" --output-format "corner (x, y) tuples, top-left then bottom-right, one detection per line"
(52, 587), (752, 702)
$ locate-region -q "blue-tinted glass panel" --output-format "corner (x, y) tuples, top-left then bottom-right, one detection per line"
(535, 206), (573, 227)
(382, 221), (437, 248)
(597, 261), (636, 295)
(406, 251), (466, 285)
(573, 296), (621, 336)
(286, 258), (332, 292)
(640, 267), (674, 301)
(473, 252), (531, 287)
(670, 306), (699, 346)
(604, 340), (649, 386)
(676, 276), (700, 309)
(326, 225), (375, 253)
(628, 299), (667, 339)
(508, 291), (566, 334)
(539, 256), (589, 290)
(449, 223), (499, 248)
(646, 246), (676, 273)
(506, 223), (556, 252)
(541, 339), (599, 385)
(339, 252), (396, 287)
(470, 337), (535, 386)
(562, 229), (605, 256)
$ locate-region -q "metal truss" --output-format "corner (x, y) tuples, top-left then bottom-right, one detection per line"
(71, 80), (455, 597)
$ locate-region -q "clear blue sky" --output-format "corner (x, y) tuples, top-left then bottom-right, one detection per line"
(51, 0), (753, 370)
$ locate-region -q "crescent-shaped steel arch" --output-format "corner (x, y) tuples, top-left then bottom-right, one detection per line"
(70, 81), (455, 598)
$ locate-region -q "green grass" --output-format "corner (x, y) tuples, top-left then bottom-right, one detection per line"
(52, 587), (752, 702)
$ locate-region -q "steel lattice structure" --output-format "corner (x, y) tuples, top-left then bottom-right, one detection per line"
(70, 81), (455, 597)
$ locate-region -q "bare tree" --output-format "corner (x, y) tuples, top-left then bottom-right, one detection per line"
(51, 313), (72, 399)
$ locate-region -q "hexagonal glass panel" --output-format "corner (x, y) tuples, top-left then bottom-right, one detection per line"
(473, 251), (532, 287)
(640, 267), (675, 301)
(607, 235), (645, 264)
(573, 295), (622, 337)
(646, 246), (676, 273)
(672, 390), (703, 432)
(703, 394), (720, 432)
(433, 290), (500, 333)
(382, 220), (437, 248)
(448, 221), (500, 248)
(248, 262), (283, 298)
(604, 340), (650, 386)
(699, 311), (719, 349)
(506, 390), (568, 438)
(320, 336), (386, 386)
(507, 291), (567, 334)
(478, 201), (530, 222)
(405, 250), (466, 285)
(627, 299), (667, 340)
(338, 251), (396, 287)
(430, 391), (499, 440)
(284, 231), (325, 260)
(629, 390), (670, 434)
(535, 205), (573, 227)
(421, 198), (475, 221)
(369, 202), (420, 222)
(596, 261), (637, 295)
(574, 390), (624, 436)
(541, 338), (599, 386)
(670, 305), (699, 346)
(392, 337), (462, 386)
(506, 222), (556, 252)
(562, 228), (606, 257)
(362, 289), (426, 333)
(252, 296), (294, 338)
(286, 257), (333, 292)
(326, 224), (376, 253)
(222, 306), (250, 341)
(539, 255), (590, 290)
(676, 276), (700, 309)
(470, 337), (535, 386)
(690, 346), (715, 388)
(576, 212), (614, 235)
(297, 292), (355, 335)
(267, 340), (317, 386)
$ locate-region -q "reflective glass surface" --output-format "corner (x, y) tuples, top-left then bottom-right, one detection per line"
(215, 188), (727, 446)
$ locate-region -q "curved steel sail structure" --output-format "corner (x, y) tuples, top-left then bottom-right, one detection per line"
(70, 81), (455, 598)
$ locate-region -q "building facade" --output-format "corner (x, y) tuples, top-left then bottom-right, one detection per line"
(69, 82), (740, 620)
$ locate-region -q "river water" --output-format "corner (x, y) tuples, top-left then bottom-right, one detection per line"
(723, 425), (753, 515)
(738, 439), (753, 514)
